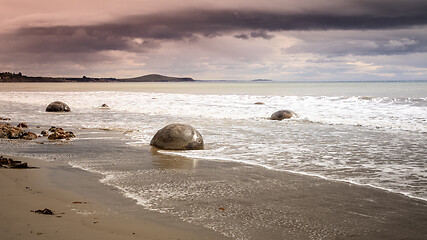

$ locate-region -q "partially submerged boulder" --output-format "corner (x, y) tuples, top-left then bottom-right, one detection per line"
(46, 101), (70, 112)
(150, 124), (204, 150)
(270, 110), (298, 120)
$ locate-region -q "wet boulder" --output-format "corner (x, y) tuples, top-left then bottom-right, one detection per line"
(270, 110), (298, 120)
(46, 101), (71, 112)
(150, 124), (204, 150)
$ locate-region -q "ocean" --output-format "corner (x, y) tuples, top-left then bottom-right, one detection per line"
(1, 81), (426, 239)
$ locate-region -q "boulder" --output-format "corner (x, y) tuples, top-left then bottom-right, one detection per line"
(46, 101), (70, 112)
(150, 124), (204, 150)
(270, 110), (298, 120)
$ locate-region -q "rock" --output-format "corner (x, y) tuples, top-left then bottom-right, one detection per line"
(8, 127), (25, 139)
(0, 123), (38, 140)
(40, 130), (48, 136)
(17, 122), (28, 128)
(0, 123), (24, 139)
(32, 208), (54, 215)
(0, 117), (11, 120)
(98, 103), (110, 109)
(48, 126), (57, 132)
(0, 156), (31, 169)
(254, 102), (265, 105)
(150, 124), (204, 150)
(48, 127), (76, 140)
(270, 110), (298, 120)
(22, 132), (38, 140)
(46, 101), (70, 112)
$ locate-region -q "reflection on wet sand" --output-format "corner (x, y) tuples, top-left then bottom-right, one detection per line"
(150, 148), (198, 170)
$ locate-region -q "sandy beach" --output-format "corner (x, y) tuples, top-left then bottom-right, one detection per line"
(0, 155), (230, 240)
(1, 150), (427, 240)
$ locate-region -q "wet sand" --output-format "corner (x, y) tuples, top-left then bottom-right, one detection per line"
(1, 151), (426, 240)
(0, 155), (230, 240)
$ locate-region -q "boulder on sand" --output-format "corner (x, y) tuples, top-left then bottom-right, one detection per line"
(150, 124), (204, 150)
(270, 110), (298, 120)
(46, 101), (70, 112)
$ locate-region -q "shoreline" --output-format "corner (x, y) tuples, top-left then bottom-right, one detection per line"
(2, 148), (427, 239)
(0, 154), (230, 240)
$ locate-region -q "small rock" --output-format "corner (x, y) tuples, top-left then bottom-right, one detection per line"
(0, 156), (32, 169)
(8, 127), (25, 139)
(48, 127), (76, 140)
(254, 102), (265, 105)
(32, 208), (54, 215)
(22, 132), (38, 140)
(40, 130), (48, 136)
(17, 122), (28, 128)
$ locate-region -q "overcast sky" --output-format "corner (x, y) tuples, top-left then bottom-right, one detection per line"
(1, 0), (426, 80)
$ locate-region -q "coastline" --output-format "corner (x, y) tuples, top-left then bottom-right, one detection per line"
(0, 155), (230, 240)
(1, 151), (427, 239)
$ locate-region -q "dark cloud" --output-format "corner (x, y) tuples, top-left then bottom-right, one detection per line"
(234, 31), (275, 40)
(2, 1), (426, 54)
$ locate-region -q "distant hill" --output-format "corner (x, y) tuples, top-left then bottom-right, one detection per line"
(252, 79), (272, 82)
(119, 74), (194, 82)
(0, 72), (194, 82)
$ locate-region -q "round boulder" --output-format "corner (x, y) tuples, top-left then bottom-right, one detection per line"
(270, 110), (298, 120)
(46, 101), (70, 112)
(150, 124), (204, 150)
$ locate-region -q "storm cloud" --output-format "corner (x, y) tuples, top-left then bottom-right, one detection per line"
(1, 0), (427, 80)
(3, 3), (427, 54)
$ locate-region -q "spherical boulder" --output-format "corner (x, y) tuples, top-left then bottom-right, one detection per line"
(270, 110), (298, 120)
(46, 101), (70, 112)
(150, 124), (204, 150)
